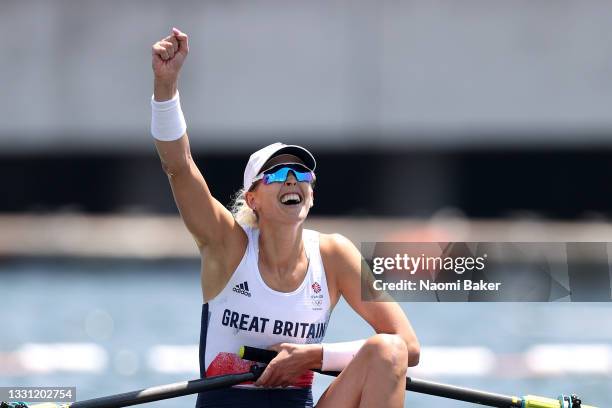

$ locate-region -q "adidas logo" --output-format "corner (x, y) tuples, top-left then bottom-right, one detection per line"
(232, 281), (252, 297)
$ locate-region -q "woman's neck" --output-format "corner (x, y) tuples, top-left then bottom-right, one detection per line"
(257, 221), (306, 276)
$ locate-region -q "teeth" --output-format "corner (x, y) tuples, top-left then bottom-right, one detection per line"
(281, 193), (301, 204)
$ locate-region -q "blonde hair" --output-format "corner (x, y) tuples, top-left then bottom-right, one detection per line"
(230, 188), (258, 228)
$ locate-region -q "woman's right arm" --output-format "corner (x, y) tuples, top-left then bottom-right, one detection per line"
(151, 29), (245, 253)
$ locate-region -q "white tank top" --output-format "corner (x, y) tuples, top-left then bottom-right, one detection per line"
(199, 226), (331, 388)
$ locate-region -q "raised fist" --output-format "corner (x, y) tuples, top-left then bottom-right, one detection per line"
(152, 28), (189, 83)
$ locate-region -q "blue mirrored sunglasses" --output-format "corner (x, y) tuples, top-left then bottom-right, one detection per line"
(254, 164), (315, 185)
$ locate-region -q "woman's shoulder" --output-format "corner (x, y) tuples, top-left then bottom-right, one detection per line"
(319, 232), (359, 262)
(318, 232), (361, 306)
(319, 231), (353, 246)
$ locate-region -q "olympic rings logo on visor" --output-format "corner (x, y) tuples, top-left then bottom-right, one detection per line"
(253, 164), (315, 185)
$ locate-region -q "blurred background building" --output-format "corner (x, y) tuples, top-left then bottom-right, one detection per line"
(2, 0), (612, 218)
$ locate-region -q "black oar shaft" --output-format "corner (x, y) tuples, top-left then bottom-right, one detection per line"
(406, 378), (520, 408)
(71, 368), (263, 408)
(240, 346), (521, 408)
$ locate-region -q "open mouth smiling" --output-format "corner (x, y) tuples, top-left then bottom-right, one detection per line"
(279, 192), (303, 205)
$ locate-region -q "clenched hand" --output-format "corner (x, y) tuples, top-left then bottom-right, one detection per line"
(152, 28), (189, 100)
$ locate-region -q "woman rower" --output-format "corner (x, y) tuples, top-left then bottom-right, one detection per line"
(150, 28), (420, 408)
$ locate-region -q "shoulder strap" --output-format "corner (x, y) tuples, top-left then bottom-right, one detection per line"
(303, 229), (325, 283)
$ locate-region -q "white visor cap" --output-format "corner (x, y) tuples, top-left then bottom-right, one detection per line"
(243, 142), (316, 191)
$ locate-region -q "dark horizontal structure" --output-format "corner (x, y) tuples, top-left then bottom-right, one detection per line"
(4, 147), (612, 219)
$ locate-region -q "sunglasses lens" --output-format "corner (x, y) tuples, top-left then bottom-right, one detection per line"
(295, 172), (313, 182)
(262, 166), (313, 184)
(263, 169), (284, 184)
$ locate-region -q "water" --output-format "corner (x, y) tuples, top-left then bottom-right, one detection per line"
(1, 260), (610, 407)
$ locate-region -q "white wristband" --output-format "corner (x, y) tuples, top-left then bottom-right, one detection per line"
(321, 339), (366, 371)
(151, 91), (187, 141)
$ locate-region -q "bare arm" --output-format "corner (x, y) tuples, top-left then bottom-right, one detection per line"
(151, 29), (244, 252)
(322, 233), (420, 367)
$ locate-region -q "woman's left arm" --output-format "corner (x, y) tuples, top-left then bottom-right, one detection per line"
(322, 233), (420, 367)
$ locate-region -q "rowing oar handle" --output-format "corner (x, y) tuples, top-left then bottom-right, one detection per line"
(239, 346), (277, 364)
(239, 346), (341, 377)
